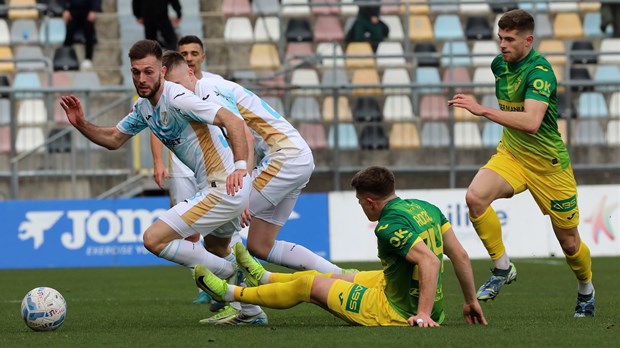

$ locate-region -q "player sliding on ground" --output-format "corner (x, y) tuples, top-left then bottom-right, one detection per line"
(194, 166), (488, 326)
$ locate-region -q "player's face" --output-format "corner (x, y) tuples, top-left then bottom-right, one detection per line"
(356, 193), (380, 222)
(178, 43), (205, 75)
(130, 55), (164, 99)
(497, 28), (533, 63)
(165, 64), (194, 91)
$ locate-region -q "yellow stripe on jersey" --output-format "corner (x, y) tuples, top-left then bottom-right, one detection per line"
(498, 99), (525, 112)
(190, 121), (227, 184)
(440, 222), (452, 234)
(181, 191), (222, 226)
(236, 104), (296, 152)
(253, 155), (284, 191)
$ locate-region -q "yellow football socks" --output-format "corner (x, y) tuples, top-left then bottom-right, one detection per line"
(268, 270), (333, 283)
(234, 275), (314, 309)
(470, 206), (505, 261)
(564, 241), (593, 284)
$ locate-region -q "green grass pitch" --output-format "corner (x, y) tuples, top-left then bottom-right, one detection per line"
(1, 257), (618, 348)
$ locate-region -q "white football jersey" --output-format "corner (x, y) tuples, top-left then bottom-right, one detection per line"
(117, 81), (234, 191)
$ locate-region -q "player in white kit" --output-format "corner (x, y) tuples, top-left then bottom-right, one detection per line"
(60, 40), (268, 325)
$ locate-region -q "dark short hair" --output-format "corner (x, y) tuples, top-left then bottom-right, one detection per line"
(351, 166), (395, 199)
(162, 50), (187, 72)
(128, 39), (162, 61)
(498, 9), (535, 34)
(178, 35), (204, 51)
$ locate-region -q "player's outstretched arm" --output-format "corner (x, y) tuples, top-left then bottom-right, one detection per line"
(405, 242), (441, 328)
(213, 108), (249, 196)
(60, 95), (132, 150)
(442, 227), (488, 325)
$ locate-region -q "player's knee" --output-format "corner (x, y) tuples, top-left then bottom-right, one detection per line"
(143, 230), (162, 255)
(559, 238), (579, 255)
(465, 189), (485, 216)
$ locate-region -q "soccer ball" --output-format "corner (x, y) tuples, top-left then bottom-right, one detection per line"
(21, 287), (67, 331)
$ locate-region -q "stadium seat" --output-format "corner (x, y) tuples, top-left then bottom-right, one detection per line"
(0, 98), (10, 124)
(311, 0), (339, 15)
(459, 0), (491, 14)
(481, 94), (500, 109)
(382, 67), (411, 95)
(0, 126), (10, 154)
(599, 38), (620, 64)
(0, 74), (9, 97)
(290, 96), (322, 121)
(0, 46), (15, 73)
(53, 46), (79, 71)
(322, 96), (352, 123)
(47, 127), (72, 153)
(16, 126), (45, 153)
(465, 16), (492, 40)
(415, 67), (442, 95)
(250, 43), (281, 70)
(408, 15), (433, 41)
(39, 17), (65, 45)
(285, 18), (313, 42)
(548, 1), (578, 12)
(0, 19), (9, 44)
(389, 122), (420, 149)
(607, 120), (620, 145)
(579, 1), (601, 12)
(316, 42), (344, 67)
(472, 41), (499, 67)
(252, 0), (280, 15)
(578, 92), (609, 118)
(285, 42), (314, 67)
(328, 123), (358, 150)
(489, 1), (517, 13)
(609, 92), (620, 118)
(176, 14), (202, 38)
(400, 0), (430, 15)
(13, 71), (42, 98)
(353, 97), (382, 122)
(380, 15), (404, 41)
(583, 12), (612, 38)
(8, 0), (38, 19)
(441, 41), (471, 67)
(281, 0), (311, 17)
(534, 13), (553, 38)
(413, 42), (438, 67)
(298, 122), (327, 150)
(433, 14), (463, 41)
(420, 122), (450, 147)
(454, 122), (482, 148)
(380, 0), (399, 15)
(340, 0), (359, 17)
(359, 124), (389, 150)
(10, 18), (38, 44)
(537, 39), (566, 66)
(594, 65), (620, 92)
(570, 67), (593, 92)
(17, 98), (46, 125)
(290, 68), (321, 96)
(345, 42), (375, 69)
(351, 68), (381, 96)
(554, 13), (584, 39)
(15, 45), (46, 71)
(321, 68), (349, 90)
(224, 17), (253, 42)
(254, 17), (280, 43)
(222, 0), (251, 16)
(443, 67), (472, 94)
(453, 94), (478, 121)
(481, 121), (503, 147)
(383, 95), (415, 121)
(419, 94), (449, 120)
(519, 2), (548, 12)
(314, 15), (343, 42)
(376, 42), (406, 67)
(72, 71), (101, 90)
(570, 40), (597, 65)
(557, 92), (577, 119)
(429, 0), (457, 13)
(473, 67), (495, 94)
(574, 120), (605, 146)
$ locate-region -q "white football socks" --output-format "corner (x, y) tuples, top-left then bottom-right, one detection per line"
(493, 253), (511, 270)
(159, 239), (235, 279)
(266, 240), (342, 273)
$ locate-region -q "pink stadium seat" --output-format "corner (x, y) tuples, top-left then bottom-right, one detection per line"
(285, 42), (314, 67)
(0, 127), (10, 154)
(222, 0), (251, 16)
(299, 123), (328, 150)
(311, 0), (340, 15)
(313, 16), (344, 42)
(419, 94), (450, 120)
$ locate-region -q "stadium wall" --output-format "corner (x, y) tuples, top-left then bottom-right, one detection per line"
(1, 186), (617, 269)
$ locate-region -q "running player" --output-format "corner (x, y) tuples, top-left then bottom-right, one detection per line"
(193, 166), (488, 327)
(61, 39), (267, 324)
(448, 9), (595, 317)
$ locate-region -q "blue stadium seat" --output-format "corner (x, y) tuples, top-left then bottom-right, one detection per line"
(416, 67), (442, 95)
(328, 123), (359, 150)
(574, 120), (605, 146)
(578, 92), (609, 118)
(594, 65), (620, 92)
(441, 41), (471, 67)
(482, 121), (503, 147)
(434, 15), (464, 41)
(13, 72), (42, 98)
(291, 96), (322, 121)
(39, 17), (65, 45)
(420, 122), (450, 147)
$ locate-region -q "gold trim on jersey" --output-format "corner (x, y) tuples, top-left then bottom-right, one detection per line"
(237, 104), (297, 152)
(181, 192), (222, 226)
(253, 156), (284, 191)
(190, 121), (228, 184)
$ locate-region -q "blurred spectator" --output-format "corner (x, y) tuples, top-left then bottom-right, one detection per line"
(345, 0), (389, 52)
(601, 2), (620, 38)
(132, 0), (182, 51)
(63, 0), (101, 70)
